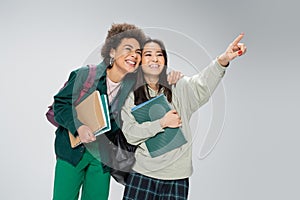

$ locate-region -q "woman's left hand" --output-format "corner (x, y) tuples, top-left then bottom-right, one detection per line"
(217, 33), (247, 67)
(167, 70), (183, 85)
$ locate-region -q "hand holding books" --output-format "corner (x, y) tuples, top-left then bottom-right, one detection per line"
(159, 109), (182, 128)
(131, 94), (187, 157)
(77, 125), (96, 143)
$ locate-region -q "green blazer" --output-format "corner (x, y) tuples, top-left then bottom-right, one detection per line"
(53, 61), (136, 166)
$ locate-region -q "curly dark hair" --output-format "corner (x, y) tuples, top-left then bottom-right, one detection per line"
(101, 23), (147, 67)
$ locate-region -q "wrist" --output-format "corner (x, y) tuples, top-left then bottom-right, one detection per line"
(159, 118), (166, 128)
(217, 55), (230, 67)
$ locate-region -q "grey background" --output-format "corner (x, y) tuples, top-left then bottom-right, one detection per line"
(1, 0), (299, 199)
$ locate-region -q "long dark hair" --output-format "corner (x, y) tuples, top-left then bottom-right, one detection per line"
(134, 39), (172, 105)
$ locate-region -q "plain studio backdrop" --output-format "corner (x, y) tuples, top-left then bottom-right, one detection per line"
(1, 0), (299, 199)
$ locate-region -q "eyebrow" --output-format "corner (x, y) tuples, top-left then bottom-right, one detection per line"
(124, 44), (134, 48)
(124, 44), (141, 51)
(143, 50), (163, 54)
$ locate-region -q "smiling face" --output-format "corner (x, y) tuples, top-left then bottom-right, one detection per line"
(110, 38), (142, 76)
(141, 42), (165, 78)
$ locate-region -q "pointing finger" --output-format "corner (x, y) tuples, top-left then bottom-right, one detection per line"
(232, 33), (244, 46)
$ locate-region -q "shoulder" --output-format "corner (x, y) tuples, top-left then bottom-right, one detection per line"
(69, 65), (89, 77)
(172, 76), (190, 90)
(71, 61), (107, 81)
(124, 91), (135, 106)
(75, 61), (107, 77)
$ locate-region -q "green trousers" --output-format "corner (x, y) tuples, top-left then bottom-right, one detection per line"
(53, 151), (110, 200)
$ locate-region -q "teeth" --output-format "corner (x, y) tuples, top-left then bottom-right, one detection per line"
(126, 60), (135, 65)
(149, 64), (159, 68)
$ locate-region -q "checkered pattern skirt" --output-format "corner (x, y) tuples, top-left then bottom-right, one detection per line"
(123, 172), (189, 200)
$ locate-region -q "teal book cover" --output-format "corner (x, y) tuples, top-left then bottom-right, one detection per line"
(95, 94), (111, 136)
(131, 94), (187, 157)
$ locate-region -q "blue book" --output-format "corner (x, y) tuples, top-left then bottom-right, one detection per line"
(131, 94), (187, 157)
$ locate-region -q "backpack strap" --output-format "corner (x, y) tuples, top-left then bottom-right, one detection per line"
(74, 64), (97, 105)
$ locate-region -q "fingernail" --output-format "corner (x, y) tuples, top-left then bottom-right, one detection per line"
(238, 50), (243, 56)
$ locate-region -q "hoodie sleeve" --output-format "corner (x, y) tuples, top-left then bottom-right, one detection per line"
(121, 92), (164, 145)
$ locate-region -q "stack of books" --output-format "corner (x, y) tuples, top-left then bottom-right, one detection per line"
(69, 90), (111, 148)
(131, 94), (187, 157)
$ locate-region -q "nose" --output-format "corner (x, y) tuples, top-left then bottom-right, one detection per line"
(130, 50), (139, 59)
(152, 55), (158, 62)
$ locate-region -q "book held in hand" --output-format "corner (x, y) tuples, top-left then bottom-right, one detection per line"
(131, 94), (187, 157)
(69, 90), (111, 148)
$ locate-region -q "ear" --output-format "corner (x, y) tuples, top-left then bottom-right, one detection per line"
(110, 49), (116, 58)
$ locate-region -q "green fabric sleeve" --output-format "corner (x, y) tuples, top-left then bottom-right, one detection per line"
(53, 68), (89, 135)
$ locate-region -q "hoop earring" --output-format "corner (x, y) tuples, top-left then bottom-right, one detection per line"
(109, 57), (114, 66)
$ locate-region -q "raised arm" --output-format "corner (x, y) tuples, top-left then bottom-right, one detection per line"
(173, 33), (247, 115)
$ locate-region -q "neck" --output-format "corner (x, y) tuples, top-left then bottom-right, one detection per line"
(144, 75), (159, 91)
(107, 67), (125, 83)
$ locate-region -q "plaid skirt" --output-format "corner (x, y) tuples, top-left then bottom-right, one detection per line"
(123, 172), (189, 200)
